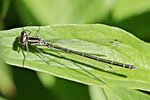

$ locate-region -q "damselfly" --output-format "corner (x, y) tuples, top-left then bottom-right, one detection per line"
(19, 27), (137, 84)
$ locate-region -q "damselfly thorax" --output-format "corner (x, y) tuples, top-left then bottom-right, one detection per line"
(19, 31), (47, 46)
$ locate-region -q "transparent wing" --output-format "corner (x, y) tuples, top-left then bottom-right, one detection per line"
(47, 38), (122, 48)
(46, 38), (122, 57)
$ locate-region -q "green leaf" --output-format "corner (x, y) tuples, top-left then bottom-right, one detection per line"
(0, 57), (16, 98)
(112, 0), (150, 21)
(0, 96), (7, 100)
(0, 24), (150, 90)
(14, 0), (114, 24)
(104, 85), (150, 100)
(89, 85), (150, 100)
(1, 0), (11, 18)
(37, 72), (56, 88)
(53, 78), (90, 100)
(89, 86), (106, 100)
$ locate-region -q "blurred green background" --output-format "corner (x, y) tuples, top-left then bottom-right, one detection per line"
(0, 0), (150, 100)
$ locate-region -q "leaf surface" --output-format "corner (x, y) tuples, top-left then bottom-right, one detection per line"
(0, 24), (150, 90)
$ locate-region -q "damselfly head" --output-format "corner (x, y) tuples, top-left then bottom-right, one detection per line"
(21, 31), (27, 36)
(19, 31), (27, 44)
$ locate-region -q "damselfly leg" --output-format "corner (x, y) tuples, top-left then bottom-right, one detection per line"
(20, 27), (41, 67)
(36, 26), (40, 37)
(23, 42), (29, 66)
(49, 47), (106, 84)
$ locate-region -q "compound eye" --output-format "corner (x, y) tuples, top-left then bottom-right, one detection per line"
(21, 31), (27, 36)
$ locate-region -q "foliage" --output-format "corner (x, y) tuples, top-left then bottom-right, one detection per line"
(0, 0), (150, 100)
